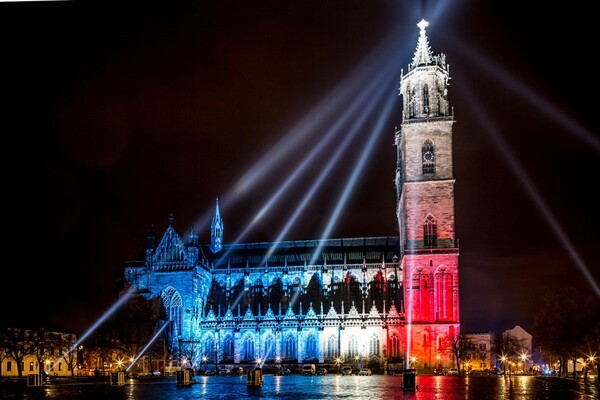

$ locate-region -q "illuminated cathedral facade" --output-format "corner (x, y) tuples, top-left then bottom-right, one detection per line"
(123, 20), (459, 372)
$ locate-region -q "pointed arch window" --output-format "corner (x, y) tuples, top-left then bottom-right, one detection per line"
(369, 334), (380, 357)
(409, 87), (417, 118)
(422, 84), (430, 114)
(423, 214), (438, 247)
(204, 336), (216, 362)
(348, 335), (359, 357)
(264, 335), (275, 360)
(284, 334), (297, 360)
(326, 335), (338, 359)
(422, 140), (435, 174)
(390, 334), (400, 357)
(223, 335), (234, 359)
(161, 287), (183, 338)
(242, 336), (255, 361)
(305, 334), (317, 359)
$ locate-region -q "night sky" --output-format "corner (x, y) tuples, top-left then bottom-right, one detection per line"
(2, 1), (598, 338)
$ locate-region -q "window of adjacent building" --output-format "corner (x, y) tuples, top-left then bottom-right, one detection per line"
(29, 361), (34, 372)
(7, 361), (12, 371)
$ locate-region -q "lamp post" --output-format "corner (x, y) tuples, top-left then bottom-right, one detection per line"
(202, 356), (207, 374)
(500, 356), (507, 376)
(436, 354), (441, 368)
(276, 356), (281, 374)
(520, 353), (528, 374)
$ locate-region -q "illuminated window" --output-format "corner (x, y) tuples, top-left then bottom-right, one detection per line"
(390, 335), (400, 357)
(348, 336), (358, 357)
(243, 336), (255, 361)
(422, 140), (435, 174)
(409, 86), (416, 118)
(423, 84), (430, 114)
(284, 334), (296, 360)
(204, 336), (216, 362)
(369, 334), (380, 357)
(326, 335), (338, 359)
(223, 336), (234, 359)
(423, 214), (438, 247)
(264, 335), (275, 360)
(29, 362), (34, 372)
(305, 334), (317, 359)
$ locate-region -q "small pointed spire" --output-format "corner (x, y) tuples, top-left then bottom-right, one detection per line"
(168, 212), (174, 226)
(210, 197), (224, 253)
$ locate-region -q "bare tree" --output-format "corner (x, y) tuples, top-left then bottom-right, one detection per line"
(533, 287), (599, 377)
(449, 334), (472, 375)
(2, 328), (34, 378)
(495, 332), (527, 375)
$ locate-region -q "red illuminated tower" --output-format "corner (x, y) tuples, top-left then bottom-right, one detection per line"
(396, 19), (460, 369)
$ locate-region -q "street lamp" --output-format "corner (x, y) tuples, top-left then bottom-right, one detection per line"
(500, 356), (507, 375)
(436, 354), (441, 367)
(520, 353), (528, 374)
(202, 356), (207, 374)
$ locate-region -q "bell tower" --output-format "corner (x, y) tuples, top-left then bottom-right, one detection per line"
(396, 20), (460, 369)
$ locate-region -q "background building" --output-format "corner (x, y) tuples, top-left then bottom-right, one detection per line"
(462, 332), (496, 373)
(0, 326), (78, 379)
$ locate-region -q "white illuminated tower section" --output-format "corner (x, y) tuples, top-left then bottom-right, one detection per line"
(396, 20), (460, 369)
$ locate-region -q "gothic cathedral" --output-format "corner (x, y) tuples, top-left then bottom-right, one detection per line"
(123, 20), (460, 372)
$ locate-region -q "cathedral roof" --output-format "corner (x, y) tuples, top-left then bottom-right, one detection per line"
(203, 236), (399, 270)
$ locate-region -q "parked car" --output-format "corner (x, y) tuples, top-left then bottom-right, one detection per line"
(302, 364), (316, 375)
(447, 368), (459, 375)
(317, 367), (328, 375)
(341, 365), (353, 375)
(358, 368), (372, 376)
(434, 368), (445, 375)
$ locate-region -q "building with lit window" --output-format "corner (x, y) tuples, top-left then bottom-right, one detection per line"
(123, 20), (460, 373)
(462, 332), (496, 372)
(0, 326), (78, 379)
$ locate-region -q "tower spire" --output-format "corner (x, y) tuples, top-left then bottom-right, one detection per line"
(411, 19), (433, 68)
